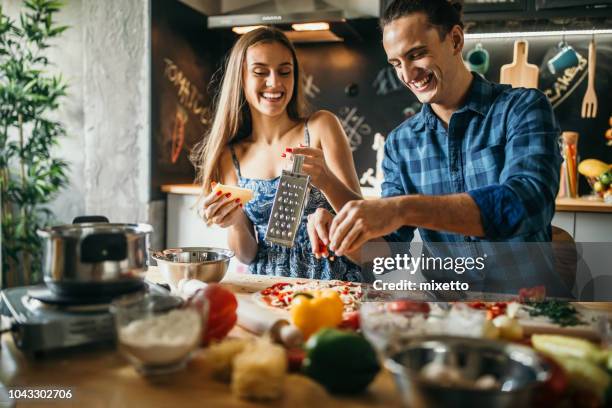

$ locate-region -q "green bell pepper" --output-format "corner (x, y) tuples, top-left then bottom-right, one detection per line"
(302, 328), (380, 394)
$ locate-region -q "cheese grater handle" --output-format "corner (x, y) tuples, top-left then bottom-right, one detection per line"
(291, 154), (305, 173)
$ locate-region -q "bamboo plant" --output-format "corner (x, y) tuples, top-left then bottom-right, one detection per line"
(0, 0), (69, 287)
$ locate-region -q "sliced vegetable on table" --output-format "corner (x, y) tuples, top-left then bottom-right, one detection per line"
(532, 334), (608, 365)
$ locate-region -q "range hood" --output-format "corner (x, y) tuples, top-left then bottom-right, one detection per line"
(207, 0), (379, 42)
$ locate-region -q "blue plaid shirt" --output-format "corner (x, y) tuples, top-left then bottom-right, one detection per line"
(382, 74), (562, 243)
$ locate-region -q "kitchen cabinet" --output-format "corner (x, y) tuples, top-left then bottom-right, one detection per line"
(460, 0), (611, 20)
(551, 211), (612, 242)
(552, 198), (612, 242)
(536, 0), (612, 10)
(464, 0), (527, 13)
(574, 212), (612, 242)
(384, 0), (612, 19)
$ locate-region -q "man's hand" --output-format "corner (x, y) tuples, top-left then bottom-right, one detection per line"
(329, 198), (404, 256)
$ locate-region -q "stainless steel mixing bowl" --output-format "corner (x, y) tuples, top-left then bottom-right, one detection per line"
(385, 336), (551, 408)
(152, 247), (234, 289)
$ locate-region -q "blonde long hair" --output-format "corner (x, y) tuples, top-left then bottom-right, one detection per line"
(191, 27), (309, 193)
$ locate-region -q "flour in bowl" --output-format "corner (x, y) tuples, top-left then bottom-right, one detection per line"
(118, 308), (201, 366)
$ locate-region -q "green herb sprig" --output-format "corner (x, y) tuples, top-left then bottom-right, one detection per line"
(526, 300), (585, 327)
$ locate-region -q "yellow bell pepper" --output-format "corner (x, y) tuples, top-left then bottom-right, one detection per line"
(290, 290), (344, 339)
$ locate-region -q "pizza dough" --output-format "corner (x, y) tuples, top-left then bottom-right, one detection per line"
(253, 280), (363, 315)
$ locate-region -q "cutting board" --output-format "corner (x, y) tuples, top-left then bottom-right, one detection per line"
(500, 40), (539, 89)
(238, 291), (605, 341)
(518, 303), (604, 341)
(221, 273), (608, 342)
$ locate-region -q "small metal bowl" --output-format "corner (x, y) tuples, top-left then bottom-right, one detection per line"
(385, 336), (551, 408)
(152, 247), (234, 290)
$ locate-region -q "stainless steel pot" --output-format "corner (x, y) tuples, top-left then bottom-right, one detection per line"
(37, 217), (153, 297)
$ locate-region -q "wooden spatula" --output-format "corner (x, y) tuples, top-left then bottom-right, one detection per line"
(581, 36), (598, 118)
(500, 40), (539, 89)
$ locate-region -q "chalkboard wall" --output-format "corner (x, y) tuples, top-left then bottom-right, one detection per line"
(152, 1), (612, 198)
(151, 0), (233, 199)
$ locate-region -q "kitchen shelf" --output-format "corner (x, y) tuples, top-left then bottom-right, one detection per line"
(161, 183), (203, 195)
(555, 197), (612, 213)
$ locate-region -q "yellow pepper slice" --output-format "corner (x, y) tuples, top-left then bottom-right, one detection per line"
(290, 289), (344, 339)
(531, 334), (608, 365)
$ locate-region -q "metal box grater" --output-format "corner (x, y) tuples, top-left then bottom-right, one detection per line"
(265, 154), (310, 247)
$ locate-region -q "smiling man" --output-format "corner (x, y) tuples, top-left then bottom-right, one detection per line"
(307, 0), (562, 270)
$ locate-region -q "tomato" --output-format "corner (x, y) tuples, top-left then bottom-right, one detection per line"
(206, 313), (237, 342)
(338, 311), (360, 331)
(519, 286), (546, 302)
(385, 300), (430, 314)
(187, 283), (238, 345)
(467, 302), (509, 320)
(467, 302), (487, 310)
(486, 303), (508, 320)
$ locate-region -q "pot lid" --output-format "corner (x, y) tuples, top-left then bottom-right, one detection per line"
(37, 223), (154, 238)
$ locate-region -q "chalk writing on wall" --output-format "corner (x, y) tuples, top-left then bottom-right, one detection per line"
(164, 58), (210, 126)
(303, 71), (320, 99)
(359, 132), (385, 193)
(170, 106), (188, 164)
(543, 53), (588, 109)
(338, 106), (371, 151)
(372, 66), (404, 96)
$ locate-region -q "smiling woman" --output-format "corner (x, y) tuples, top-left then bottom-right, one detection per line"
(243, 42), (296, 118)
(189, 27), (364, 281)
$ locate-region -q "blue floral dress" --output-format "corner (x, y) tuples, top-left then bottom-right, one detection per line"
(230, 122), (363, 282)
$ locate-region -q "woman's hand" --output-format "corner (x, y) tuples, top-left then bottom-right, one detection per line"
(202, 183), (245, 228)
(286, 146), (335, 191)
(306, 208), (333, 259)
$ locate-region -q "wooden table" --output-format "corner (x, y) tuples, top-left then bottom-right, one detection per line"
(0, 271), (403, 408)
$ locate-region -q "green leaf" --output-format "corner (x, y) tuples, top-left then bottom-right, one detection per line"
(1, 0), (69, 286)
(48, 25), (67, 37)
